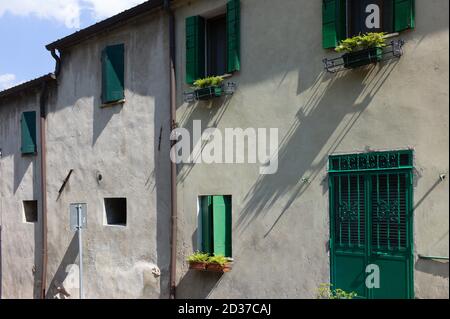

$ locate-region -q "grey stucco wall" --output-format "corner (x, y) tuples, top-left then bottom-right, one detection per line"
(174, 0), (449, 299)
(0, 0), (448, 300)
(44, 10), (171, 299)
(0, 91), (43, 299)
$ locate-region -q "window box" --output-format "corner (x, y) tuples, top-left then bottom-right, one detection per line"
(206, 262), (233, 273)
(187, 251), (233, 273)
(194, 85), (223, 101)
(188, 261), (233, 273)
(342, 46), (384, 69)
(188, 261), (207, 271)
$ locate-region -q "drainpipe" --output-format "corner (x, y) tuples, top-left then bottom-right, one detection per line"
(50, 49), (61, 77)
(164, 0), (177, 300)
(39, 76), (53, 299)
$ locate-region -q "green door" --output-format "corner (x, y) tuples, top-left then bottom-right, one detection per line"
(329, 151), (414, 299)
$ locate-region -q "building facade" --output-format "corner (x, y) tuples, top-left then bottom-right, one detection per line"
(0, 0), (448, 299)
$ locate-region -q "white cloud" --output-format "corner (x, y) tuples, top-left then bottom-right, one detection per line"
(0, 73), (17, 90)
(82, 0), (147, 20)
(0, 0), (81, 28)
(0, 0), (147, 29)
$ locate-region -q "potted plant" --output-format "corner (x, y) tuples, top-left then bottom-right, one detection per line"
(187, 252), (210, 271)
(206, 255), (233, 273)
(335, 32), (387, 69)
(192, 76), (224, 100)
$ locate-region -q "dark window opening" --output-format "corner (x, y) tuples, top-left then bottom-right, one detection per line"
(348, 0), (394, 37)
(104, 198), (127, 226)
(23, 200), (38, 223)
(206, 15), (227, 77)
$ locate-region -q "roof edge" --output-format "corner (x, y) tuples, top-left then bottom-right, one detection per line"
(0, 73), (56, 100)
(46, 0), (164, 51)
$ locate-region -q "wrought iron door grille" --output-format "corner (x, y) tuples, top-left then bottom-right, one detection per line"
(333, 175), (366, 248)
(371, 173), (408, 251)
(329, 150), (413, 173)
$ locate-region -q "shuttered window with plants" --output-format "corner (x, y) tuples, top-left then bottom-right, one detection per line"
(322, 0), (415, 49)
(329, 150), (414, 299)
(102, 44), (125, 104)
(186, 0), (240, 84)
(200, 195), (232, 258)
(21, 111), (37, 155)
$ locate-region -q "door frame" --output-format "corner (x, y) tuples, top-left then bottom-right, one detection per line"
(328, 150), (415, 299)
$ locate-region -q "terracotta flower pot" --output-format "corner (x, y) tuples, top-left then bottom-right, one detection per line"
(189, 261), (207, 271)
(206, 262), (233, 273)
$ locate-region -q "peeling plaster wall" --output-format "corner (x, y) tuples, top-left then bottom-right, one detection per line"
(44, 10), (171, 299)
(0, 91), (43, 299)
(174, 0), (449, 299)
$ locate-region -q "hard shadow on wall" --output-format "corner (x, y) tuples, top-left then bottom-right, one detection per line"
(13, 154), (33, 195)
(92, 103), (122, 147)
(46, 234), (78, 299)
(415, 259), (449, 279)
(173, 97), (233, 299)
(154, 95), (172, 300)
(177, 270), (224, 299)
(236, 62), (399, 237)
(177, 96), (233, 184)
(31, 156), (43, 299)
(174, 58), (400, 298)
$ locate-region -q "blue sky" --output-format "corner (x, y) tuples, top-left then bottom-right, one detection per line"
(0, 0), (146, 90)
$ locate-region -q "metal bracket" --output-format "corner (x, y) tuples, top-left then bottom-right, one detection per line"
(183, 82), (237, 103)
(323, 40), (405, 73)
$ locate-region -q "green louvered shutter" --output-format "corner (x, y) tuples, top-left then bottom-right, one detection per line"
(226, 0), (241, 73)
(21, 111), (37, 155)
(322, 0), (347, 49)
(394, 0), (415, 32)
(201, 196), (213, 254)
(102, 44), (125, 104)
(212, 196), (232, 257)
(186, 16), (205, 84)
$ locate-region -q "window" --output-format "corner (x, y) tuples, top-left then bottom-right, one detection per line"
(199, 195), (232, 257)
(102, 44), (125, 104)
(186, 0), (240, 84)
(23, 200), (38, 223)
(207, 15), (227, 77)
(323, 0), (415, 49)
(347, 0), (394, 36)
(104, 198), (127, 226)
(21, 111), (37, 155)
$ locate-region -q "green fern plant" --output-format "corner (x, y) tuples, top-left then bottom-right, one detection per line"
(187, 252), (210, 263)
(335, 32), (387, 53)
(207, 255), (229, 266)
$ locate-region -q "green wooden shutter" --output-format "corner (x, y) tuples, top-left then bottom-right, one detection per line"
(212, 196), (232, 257)
(102, 44), (125, 104)
(322, 0), (347, 49)
(226, 0), (241, 73)
(201, 196), (213, 254)
(186, 16), (205, 84)
(394, 0), (415, 32)
(21, 111), (37, 155)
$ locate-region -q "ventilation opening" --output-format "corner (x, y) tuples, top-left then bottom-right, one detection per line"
(23, 200), (38, 223)
(104, 198), (127, 226)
